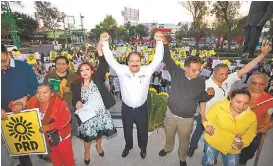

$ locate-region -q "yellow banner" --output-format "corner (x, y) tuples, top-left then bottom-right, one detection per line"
(61, 51), (68, 57)
(191, 50), (197, 56)
(69, 62), (76, 72)
(26, 54), (36, 65)
(50, 51), (57, 61)
(1, 109), (47, 156)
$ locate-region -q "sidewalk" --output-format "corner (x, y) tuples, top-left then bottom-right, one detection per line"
(11, 119), (273, 166)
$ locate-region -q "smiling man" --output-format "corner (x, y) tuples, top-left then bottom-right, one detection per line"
(101, 32), (164, 159)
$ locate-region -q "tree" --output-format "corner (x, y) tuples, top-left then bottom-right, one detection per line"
(211, 1), (240, 50)
(1, 1), (24, 46)
(263, 17), (273, 45)
(34, 1), (65, 42)
(135, 24), (149, 39)
(175, 23), (189, 42)
(13, 12), (38, 41)
(179, 1), (210, 48)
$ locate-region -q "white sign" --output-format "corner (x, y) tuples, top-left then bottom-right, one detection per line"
(113, 77), (121, 92)
(212, 60), (223, 69)
(162, 70), (171, 81)
(200, 69), (212, 77)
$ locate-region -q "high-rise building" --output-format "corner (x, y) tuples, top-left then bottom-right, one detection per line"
(121, 7), (139, 25)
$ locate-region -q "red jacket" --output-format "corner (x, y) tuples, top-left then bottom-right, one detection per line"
(27, 94), (72, 140)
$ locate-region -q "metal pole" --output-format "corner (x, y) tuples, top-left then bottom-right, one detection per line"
(2, 2), (20, 48)
(80, 14), (85, 41)
(63, 18), (68, 48)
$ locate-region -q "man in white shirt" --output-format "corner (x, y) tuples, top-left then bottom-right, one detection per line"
(101, 32), (164, 159)
(187, 44), (273, 158)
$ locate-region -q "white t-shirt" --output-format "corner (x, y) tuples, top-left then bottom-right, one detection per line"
(205, 72), (240, 113)
(153, 77), (160, 85)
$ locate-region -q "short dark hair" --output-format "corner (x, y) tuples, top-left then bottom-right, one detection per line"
(214, 63), (229, 72)
(37, 82), (54, 93)
(1, 43), (8, 53)
(228, 88), (251, 100)
(184, 56), (202, 67)
(127, 51), (141, 62)
(55, 56), (69, 64)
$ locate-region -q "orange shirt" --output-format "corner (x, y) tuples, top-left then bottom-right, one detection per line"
(250, 92), (273, 128)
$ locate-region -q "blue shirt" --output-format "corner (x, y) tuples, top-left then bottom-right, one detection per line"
(1, 59), (38, 112)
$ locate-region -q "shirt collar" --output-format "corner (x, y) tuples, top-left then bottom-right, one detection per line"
(10, 58), (15, 68)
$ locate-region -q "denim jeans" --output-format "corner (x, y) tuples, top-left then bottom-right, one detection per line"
(189, 114), (204, 150)
(202, 141), (239, 166)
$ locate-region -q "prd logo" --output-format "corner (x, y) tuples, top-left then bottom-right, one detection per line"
(6, 116), (35, 142)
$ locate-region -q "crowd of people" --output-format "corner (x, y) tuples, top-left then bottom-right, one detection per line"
(1, 31), (273, 166)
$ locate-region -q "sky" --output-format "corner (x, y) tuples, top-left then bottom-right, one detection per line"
(10, 0), (252, 30)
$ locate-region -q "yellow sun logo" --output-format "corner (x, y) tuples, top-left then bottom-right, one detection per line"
(6, 116), (35, 142)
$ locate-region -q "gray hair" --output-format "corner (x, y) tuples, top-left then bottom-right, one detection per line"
(250, 71), (269, 85)
(214, 63), (229, 73)
(37, 82), (54, 92)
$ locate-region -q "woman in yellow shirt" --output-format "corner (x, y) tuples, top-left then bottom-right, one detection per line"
(202, 88), (257, 166)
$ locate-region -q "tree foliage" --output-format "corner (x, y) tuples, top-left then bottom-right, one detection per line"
(175, 24), (189, 42)
(1, 1), (37, 42)
(34, 1), (65, 41)
(179, 1), (210, 47)
(89, 15), (149, 43)
(211, 1), (240, 50)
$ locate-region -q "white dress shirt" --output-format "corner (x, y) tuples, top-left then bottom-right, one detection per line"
(102, 41), (164, 108)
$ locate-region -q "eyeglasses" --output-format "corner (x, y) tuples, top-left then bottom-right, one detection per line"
(251, 81), (266, 86)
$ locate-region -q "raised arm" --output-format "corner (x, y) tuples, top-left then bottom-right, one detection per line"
(163, 43), (181, 73)
(100, 32), (126, 76)
(237, 44), (272, 78)
(94, 42), (109, 82)
(144, 32), (165, 73)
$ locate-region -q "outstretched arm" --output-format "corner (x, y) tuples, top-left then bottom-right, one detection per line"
(163, 44), (181, 73)
(145, 37), (164, 73)
(95, 42), (109, 81)
(101, 33), (126, 76)
(237, 44), (272, 78)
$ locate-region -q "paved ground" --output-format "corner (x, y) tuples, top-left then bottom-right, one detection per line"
(8, 65), (273, 166)
(20, 45), (54, 55)
(10, 119), (273, 166)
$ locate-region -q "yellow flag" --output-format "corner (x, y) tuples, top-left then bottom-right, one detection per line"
(89, 59), (94, 65)
(180, 50), (186, 58)
(67, 54), (73, 60)
(191, 50), (197, 56)
(223, 59), (231, 66)
(209, 50), (216, 56)
(26, 54), (36, 65)
(1, 109), (48, 156)
(61, 52), (68, 57)
(12, 51), (21, 57)
(69, 62), (76, 72)
(50, 51), (57, 61)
